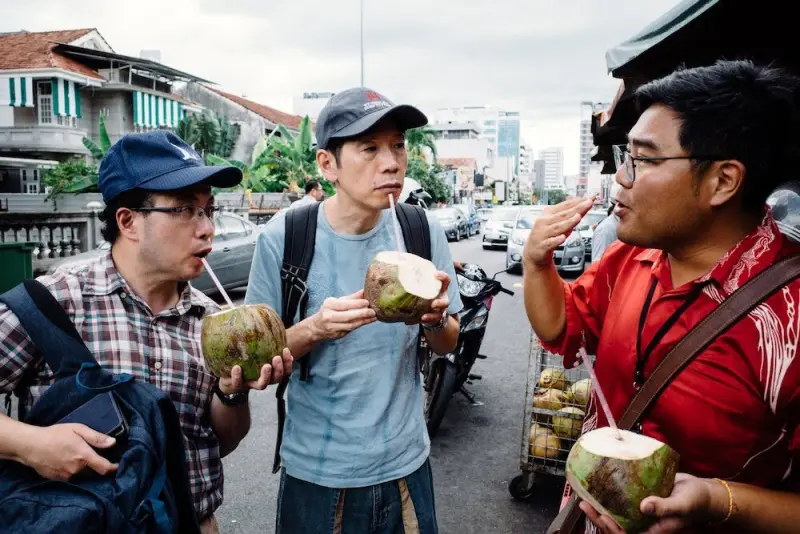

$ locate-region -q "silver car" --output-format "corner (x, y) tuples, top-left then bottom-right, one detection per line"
(576, 210), (608, 262)
(482, 206), (520, 250)
(506, 207), (585, 275)
(47, 212), (260, 295)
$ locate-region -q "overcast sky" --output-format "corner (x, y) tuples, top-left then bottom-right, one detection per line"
(1, 0), (678, 174)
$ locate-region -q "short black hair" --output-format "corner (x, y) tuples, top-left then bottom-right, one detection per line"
(635, 59), (800, 215)
(305, 180), (321, 194)
(99, 189), (153, 244)
(325, 138), (345, 168)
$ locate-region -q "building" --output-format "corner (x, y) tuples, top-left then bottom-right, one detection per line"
(434, 106), (521, 174)
(538, 147), (564, 190)
(438, 157), (478, 203)
(564, 174), (578, 197)
(580, 101), (611, 178)
(429, 121), (494, 171)
(293, 91), (334, 121)
(0, 28), (206, 194)
(519, 142), (533, 176)
(177, 83), (305, 163)
(533, 159), (546, 192)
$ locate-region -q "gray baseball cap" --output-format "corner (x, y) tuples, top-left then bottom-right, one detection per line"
(315, 87), (428, 149)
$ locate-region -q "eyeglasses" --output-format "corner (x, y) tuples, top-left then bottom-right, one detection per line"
(132, 205), (221, 222)
(612, 145), (727, 185)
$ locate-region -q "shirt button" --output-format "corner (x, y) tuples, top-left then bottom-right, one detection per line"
(120, 292), (127, 299)
(154, 361), (163, 371)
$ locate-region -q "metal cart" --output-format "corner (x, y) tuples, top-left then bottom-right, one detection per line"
(508, 332), (591, 500)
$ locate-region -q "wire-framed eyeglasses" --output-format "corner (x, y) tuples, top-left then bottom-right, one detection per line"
(612, 144), (727, 184)
(132, 205), (221, 222)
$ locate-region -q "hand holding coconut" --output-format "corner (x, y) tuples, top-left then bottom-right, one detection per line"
(579, 472), (729, 534)
(310, 290), (378, 341)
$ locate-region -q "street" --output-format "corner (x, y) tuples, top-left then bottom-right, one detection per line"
(215, 236), (566, 533)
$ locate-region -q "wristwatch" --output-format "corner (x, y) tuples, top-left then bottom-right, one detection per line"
(423, 312), (449, 332)
(213, 380), (250, 406)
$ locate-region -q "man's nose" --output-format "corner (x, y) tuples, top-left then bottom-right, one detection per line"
(615, 164), (631, 188)
(378, 147), (401, 173)
(197, 214), (215, 240)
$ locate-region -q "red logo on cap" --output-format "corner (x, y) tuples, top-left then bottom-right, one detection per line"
(365, 91), (381, 102)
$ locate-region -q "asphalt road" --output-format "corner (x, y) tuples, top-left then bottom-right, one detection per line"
(214, 236), (567, 533)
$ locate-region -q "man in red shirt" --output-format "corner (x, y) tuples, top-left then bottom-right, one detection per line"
(524, 60), (800, 533)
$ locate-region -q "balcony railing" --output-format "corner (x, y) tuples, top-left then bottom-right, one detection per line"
(0, 212), (101, 275)
(0, 126), (88, 154)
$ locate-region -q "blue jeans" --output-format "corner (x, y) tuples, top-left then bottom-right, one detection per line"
(275, 459), (438, 534)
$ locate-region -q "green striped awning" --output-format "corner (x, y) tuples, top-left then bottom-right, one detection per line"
(51, 77), (82, 118)
(0, 76), (34, 107)
(132, 91), (184, 128)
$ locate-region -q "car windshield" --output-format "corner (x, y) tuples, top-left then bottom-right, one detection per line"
(490, 208), (518, 222)
(517, 211), (544, 229)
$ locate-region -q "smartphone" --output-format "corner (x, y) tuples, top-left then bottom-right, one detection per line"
(56, 391), (129, 463)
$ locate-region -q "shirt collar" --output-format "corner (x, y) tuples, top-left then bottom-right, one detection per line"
(634, 209), (785, 296)
(82, 251), (209, 316)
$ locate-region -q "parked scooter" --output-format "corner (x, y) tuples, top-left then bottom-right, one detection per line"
(419, 263), (514, 437)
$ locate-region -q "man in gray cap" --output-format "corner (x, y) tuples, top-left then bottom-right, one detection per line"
(246, 88), (463, 533)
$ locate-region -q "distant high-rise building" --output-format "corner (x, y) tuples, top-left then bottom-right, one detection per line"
(435, 106), (521, 174)
(533, 159), (546, 192)
(538, 147), (564, 189)
(293, 91), (334, 121)
(580, 101), (611, 178)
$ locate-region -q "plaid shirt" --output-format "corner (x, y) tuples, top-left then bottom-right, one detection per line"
(0, 252), (223, 521)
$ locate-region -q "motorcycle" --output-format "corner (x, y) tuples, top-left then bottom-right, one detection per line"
(419, 263), (514, 437)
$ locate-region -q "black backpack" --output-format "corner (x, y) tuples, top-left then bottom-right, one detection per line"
(271, 202), (432, 473)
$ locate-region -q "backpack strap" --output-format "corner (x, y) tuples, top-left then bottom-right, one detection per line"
(395, 203), (432, 261)
(0, 280), (98, 419)
(274, 202), (319, 474)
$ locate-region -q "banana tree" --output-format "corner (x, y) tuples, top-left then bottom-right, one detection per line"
(260, 116), (333, 194)
(206, 154), (288, 193)
(82, 115), (111, 163)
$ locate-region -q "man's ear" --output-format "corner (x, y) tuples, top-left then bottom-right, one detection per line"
(706, 159), (746, 208)
(116, 208), (140, 242)
(317, 149), (339, 185)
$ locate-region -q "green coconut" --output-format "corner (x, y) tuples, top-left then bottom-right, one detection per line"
(538, 367), (568, 390)
(552, 407), (585, 440)
(529, 426), (562, 459)
(364, 251), (442, 323)
(533, 388), (566, 411)
(201, 304), (287, 380)
(566, 378), (592, 408)
(566, 427), (680, 533)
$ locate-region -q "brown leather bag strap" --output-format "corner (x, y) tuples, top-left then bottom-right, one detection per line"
(547, 254), (800, 534)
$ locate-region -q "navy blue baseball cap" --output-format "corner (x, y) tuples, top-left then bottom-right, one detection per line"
(315, 87), (428, 150)
(98, 130), (243, 202)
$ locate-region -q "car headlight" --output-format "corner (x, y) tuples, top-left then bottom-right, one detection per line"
(458, 273), (484, 298)
(565, 234), (583, 249)
(512, 235), (525, 246)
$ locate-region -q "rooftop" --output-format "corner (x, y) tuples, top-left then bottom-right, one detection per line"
(204, 85), (305, 130)
(0, 29), (103, 79)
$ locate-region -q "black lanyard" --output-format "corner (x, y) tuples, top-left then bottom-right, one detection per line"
(635, 278), (704, 389)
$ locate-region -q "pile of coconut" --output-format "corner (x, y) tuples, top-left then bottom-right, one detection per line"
(528, 367), (591, 460)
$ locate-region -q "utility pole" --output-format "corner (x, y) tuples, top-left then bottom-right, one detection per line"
(360, 0), (364, 87)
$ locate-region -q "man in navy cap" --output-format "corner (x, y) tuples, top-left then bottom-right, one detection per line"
(0, 130), (292, 533)
(246, 88), (462, 533)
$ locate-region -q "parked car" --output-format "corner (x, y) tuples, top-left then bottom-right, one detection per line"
(452, 203), (481, 236)
(482, 206), (520, 250)
(506, 206), (585, 275)
(47, 212), (261, 296)
(430, 207), (469, 241)
(577, 210), (610, 262)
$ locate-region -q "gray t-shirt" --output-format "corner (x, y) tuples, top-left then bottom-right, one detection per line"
(244, 204), (462, 487)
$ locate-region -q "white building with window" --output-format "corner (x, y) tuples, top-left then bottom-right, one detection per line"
(0, 28), (205, 194)
(538, 147), (565, 190)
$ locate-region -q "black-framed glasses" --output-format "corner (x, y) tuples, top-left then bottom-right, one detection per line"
(132, 205), (221, 222)
(612, 144), (727, 184)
